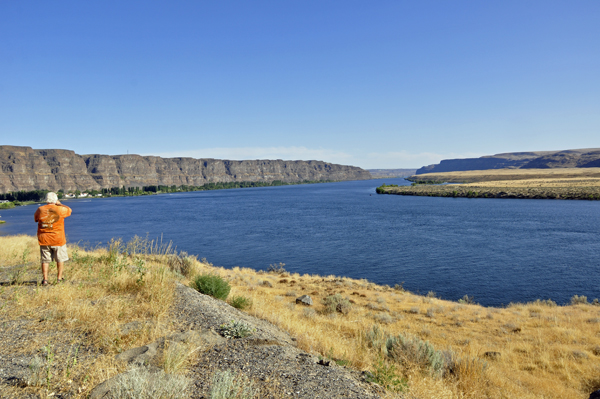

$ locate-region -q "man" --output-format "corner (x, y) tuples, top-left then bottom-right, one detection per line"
(34, 192), (72, 285)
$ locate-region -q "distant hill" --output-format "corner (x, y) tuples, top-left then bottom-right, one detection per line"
(416, 148), (600, 174)
(368, 169), (417, 178)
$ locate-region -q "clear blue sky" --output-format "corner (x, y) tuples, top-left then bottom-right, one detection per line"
(1, 1), (599, 169)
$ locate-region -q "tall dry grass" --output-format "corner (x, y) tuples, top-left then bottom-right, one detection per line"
(0, 235), (197, 398)
(219, 267), (600, 399)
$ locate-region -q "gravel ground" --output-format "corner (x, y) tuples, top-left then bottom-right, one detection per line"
(171, 283), (383, 398)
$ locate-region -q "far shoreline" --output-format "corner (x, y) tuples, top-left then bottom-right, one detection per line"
(378, 167), (600, 200)
(377, 183), (600, 200)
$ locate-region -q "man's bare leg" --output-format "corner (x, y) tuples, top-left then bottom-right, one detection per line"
(57, 261), (64, 281)
(42, 262), (49, 283)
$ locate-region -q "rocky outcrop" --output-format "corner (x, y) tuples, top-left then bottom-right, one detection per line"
(0, 146), (371, 193)
(416, 148), (600, 174)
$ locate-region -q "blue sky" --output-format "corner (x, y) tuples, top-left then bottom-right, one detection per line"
(1, 1), (599, 169)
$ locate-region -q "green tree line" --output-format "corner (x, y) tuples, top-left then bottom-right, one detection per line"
(0, 179), (334, 204)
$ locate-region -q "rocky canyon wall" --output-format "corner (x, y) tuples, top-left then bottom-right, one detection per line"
(0, 146), (371, 193)
(416, 148), (600, 174)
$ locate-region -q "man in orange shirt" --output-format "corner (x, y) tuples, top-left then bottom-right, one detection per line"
(34, 192), (72, 286)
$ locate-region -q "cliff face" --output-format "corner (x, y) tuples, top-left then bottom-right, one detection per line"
(0, 146), (371, 193)
(520, 149), (600, 169)
(416, 148), (600, 174)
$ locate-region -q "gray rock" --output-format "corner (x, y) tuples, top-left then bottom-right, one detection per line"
(296, 295), (313, 306)
(115, 342), (159, 367)
(91, 329), (225, 398)
(116, 329), (225, 367)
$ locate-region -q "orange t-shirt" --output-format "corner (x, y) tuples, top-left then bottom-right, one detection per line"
(34, 204), (72, 246)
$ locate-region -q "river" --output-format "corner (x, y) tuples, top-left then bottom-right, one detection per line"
(1, 178), (599, 306)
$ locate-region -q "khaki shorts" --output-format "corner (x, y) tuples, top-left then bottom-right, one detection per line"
(40, 245), (69, 263)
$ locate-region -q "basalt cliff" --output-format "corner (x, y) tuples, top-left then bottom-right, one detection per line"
(0, 146), (371, 193)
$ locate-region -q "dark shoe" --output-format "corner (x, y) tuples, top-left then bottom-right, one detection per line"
(58, 278), (65, 284)
(41, 279), (49, 286)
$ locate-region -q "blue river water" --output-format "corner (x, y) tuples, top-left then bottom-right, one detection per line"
(1, 178), (599, 307)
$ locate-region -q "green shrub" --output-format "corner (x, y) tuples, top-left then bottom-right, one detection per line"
(393, 283), (404, 291)
(27, 356), (45, 386)
(365, 324), (393, 355)
(365, 358), (408, 392)
(219, 320), (255, 339)
(322, 293), (352, 314)
(458, 294), (475, 305)
(210, 369), (255, 399)
(267, 262), (287, 274)
(167, 252), (197, 277)
(229, 296), (252, 310)
(0, 202), (15, 210)
(528, 298), (557, 307)
(387, 333), (446, 377)
(365, 325), (447, 377)
(111, 367), (191, 399)
(376, 184), (399, 194)
(192, 274), (231, 300)
(570, 295), (588, 305)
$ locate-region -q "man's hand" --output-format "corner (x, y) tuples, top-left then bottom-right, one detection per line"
(55, 201), (61, 206)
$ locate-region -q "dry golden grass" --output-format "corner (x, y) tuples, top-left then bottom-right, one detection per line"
(412, 167), (600, 186)
(0, 235), (184, 398)
(220, 271), (600, 398)
(466, 177), (600, 188)
(2, 235), (600, 398)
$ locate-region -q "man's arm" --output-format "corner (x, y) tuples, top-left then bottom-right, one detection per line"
(56, 201), (72, 217)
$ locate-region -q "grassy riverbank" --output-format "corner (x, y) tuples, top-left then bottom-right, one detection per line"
(379, 168), (600, 200)
(378, 183), (600, 200)
(2, 235), (600, 398)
